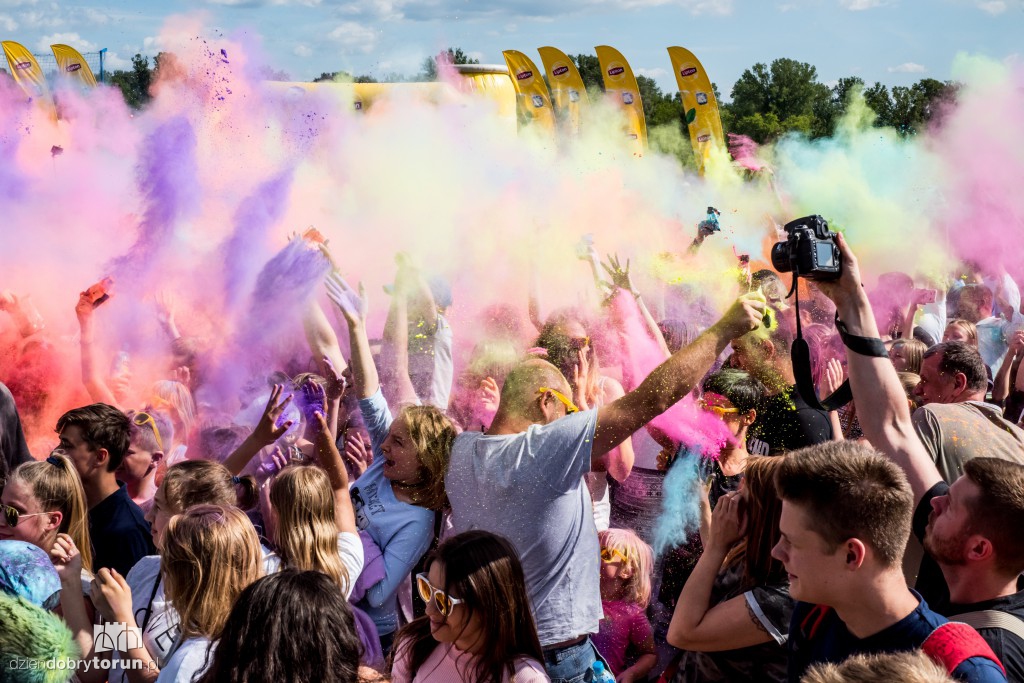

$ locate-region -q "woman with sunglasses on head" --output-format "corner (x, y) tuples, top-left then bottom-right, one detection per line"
(391, 530), (549, 683)
(325, 267), (457, 654)
(535, 312), (634, 532)
(667, 456), (792, 683)
(89, 459), (258, 683)
(0, 453), (97, 663)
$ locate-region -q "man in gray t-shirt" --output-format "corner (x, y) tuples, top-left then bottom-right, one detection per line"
(446, 293), (765, 683)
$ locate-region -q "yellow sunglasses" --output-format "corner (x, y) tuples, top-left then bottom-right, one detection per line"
(538, 387), (579, 414)
(600, 546), (631, 564)
(133, 411), (164, 452)
(416, 573), (464, 617)
(698, 398), (739, 417)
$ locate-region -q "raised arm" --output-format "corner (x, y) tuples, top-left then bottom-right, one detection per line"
(593, 293), (765, 459)
(816, 233), (942, 505)
(223, 385), (294, 476)
(308, 381), (356, 535)
(75, 292), (118, 406)
(326, 271), (379, 400)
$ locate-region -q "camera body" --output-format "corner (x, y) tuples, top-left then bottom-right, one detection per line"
(770, 215), (841, 281)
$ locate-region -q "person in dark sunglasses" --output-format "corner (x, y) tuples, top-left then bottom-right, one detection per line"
(392, 530), (548, 683)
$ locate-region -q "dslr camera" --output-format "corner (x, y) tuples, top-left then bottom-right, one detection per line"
(770, 215), (841, 281)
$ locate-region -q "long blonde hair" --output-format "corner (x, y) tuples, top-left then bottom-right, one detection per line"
(599, 528), (654, 608)
(161, 505), (262, 640)
(11, 454), (92, 572)
(398, 406), (456, 511)
(269, 465), (349, 593)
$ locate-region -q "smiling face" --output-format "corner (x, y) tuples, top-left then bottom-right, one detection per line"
(424, 560), (483, 650)
(0, 477), (61, 549)
(380, 417), (422, 484)
(771, 500), (846, 605)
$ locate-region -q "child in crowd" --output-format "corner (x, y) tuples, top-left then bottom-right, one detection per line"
(593, 528), (658, 683)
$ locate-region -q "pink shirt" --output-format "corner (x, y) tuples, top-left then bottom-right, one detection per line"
(391, 642), (550, 683)
(592, 600), (655, 675)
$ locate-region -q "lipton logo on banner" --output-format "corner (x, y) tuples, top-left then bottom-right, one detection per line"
(607, 66), (625, 76)
(66, 63), (82, 72)
(15, 61), (32, 70)
(552, 65), (569, 76)
(516, 70), (533, 81)
(680, 67), (698, 77)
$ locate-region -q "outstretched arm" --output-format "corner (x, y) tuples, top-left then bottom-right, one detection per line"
(816, 234), (942, 505)
(75, 293), (118, 406)
(224, 386), (295, 476)
(593, 293), (765, 459)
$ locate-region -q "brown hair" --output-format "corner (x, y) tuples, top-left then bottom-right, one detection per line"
(775, 442), (913, 567)
(725, 456), (785, 589)
(963, 458), (1024, 575)
(391, 530), (544, 683)
(802, 649), (954, 683)
(161, 460), (258, 514)
(944, 319), (978, 347)
(269, 465), (350, 593)
(56, 403), (131, 472)
(397, 405), (456, 511)
(923, 341), (988, 393)
(11, 454), (93, 572)
(161, 504), (263, 640)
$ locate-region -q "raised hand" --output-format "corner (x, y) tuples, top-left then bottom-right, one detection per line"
(91, 568), (135, 624)
(322, 355), (347, 401)
(601, 254), (635, 294)
(716, 291), (768, 340)
(344, 430), (373, 478)
(300, 379), (328, 425)
(707, 490), (748, 553)
(49, 533), (83, 586)
(818, 357), (845, 399)
(252, 384), (294, 447)
(325, 271), (366, 323)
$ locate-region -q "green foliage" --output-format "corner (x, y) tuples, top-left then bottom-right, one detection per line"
(419, 47), (480, 81)
(108, 53), (153, 109)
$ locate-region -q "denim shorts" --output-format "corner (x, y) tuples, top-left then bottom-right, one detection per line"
(543, 637), (599, 683)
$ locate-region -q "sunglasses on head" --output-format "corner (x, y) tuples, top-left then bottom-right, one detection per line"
(416, 573), (464, 617)
(2, 504), (56, 528)
(600, 546), (631, 564)
(537, 387), (578, 414)
(133, 412), (165, 452)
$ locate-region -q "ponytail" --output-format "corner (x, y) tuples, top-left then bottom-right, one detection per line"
(12, 454), (93, 572)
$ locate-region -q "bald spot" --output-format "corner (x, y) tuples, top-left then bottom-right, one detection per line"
(500, 359), (572, 416)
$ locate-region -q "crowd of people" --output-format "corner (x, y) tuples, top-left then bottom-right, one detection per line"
(1, 226), (1023, 683)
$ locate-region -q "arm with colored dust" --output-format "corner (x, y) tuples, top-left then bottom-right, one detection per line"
(603, 254), (670, 359)
(528, 261), (544, 334)
(75, 293), (118, 406)
(153, 291), (181, 341)
(992, 332), (1023, 406)
(302, 298), (348, 439)
(398, 254), (439, 336)
(593, 294), (765, 460)
(223, 386), (294, 476)
(0, 291), (45, 338)
(311, 406), (356, 535)
(387, 262), (423, 406)
(815, 234), (941, 507)
(325, 271), (379, 401)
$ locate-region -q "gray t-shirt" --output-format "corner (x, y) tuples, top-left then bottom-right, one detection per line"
(912, 401), (1024, 482)
(446, 409), (602, 647)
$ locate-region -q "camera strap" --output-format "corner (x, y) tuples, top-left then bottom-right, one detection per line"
(789, 277), (854, 412)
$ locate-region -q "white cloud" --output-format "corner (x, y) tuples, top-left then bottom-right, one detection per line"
(839, 0), (888, 9)
(636, 67), (668, 79)
(777, 2), (799, 10)
(976, 0), (1007, 13)
(82, 7), (111, 24)
(102, 51), (132, 70)
(38, 32), (97, 53)
(326, 22), (378, 53)
(0, 14), (17, 31)
(293, 43), (313, 58)
(888, 62), (927, 73)
(142, 35), (171, 52)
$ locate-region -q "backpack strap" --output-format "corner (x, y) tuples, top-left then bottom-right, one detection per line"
(799, 604), (833, 640)
(921, 621), (1006, 676)
(955, 610), (1024, 641)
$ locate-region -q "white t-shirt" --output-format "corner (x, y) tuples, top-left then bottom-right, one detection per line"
(261, 531), (364, 599)
(110, 556), (179, 683)
(155, 637), (214, 683)
(391, 643), (550, 683)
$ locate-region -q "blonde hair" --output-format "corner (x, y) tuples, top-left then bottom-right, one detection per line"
(944, 319), (978, 347)
(149, 380), (197, 441)
(11, 454), (92, 572)
(269, 465), (350, 593)
(801, 649), (954, 683)
(599, 528), (654, 608)
(161, 460), (258, 514)
(161, 504), (262, 640)
(890, 338), (927, 375)
(398, 405), (456, 511)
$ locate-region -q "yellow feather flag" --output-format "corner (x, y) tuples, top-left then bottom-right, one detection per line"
(2, 41), (50, 98)
(501, 50), (556, 134)
(51, 44), (98, 88)
(537, 46), (589, 134)
(594, 45), (647, 156)
(667, 46), (726, 174)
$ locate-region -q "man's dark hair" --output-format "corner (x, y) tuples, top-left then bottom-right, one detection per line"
(963, 458), (1024, 575)
(56, 404), (131, 472)
(702, 368), (767, 413)
(775, 441), (913, 568)
(922, 341), (988, 393)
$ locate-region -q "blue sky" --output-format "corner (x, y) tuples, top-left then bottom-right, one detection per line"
(1, 0), (1021, 98)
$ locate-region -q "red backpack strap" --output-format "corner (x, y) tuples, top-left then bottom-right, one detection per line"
(921, 621), (1006, 676)
(800, 604), (832, 640)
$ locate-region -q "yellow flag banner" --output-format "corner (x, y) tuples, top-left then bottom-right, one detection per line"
(537, 46), (589, 134)
(594, 45), (646, 156)
(667, 46), (726, 173)
(501, 50), (556, 134)
(51, 44), (98, 88)
(2, 41), (49, 98)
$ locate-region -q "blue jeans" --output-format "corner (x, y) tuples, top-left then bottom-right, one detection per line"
(543, 637), (598, 683)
